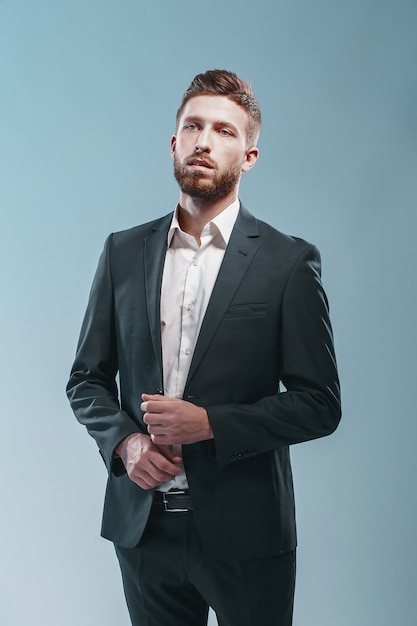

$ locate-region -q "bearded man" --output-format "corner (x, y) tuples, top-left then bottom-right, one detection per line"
(67, 69), (341, 626)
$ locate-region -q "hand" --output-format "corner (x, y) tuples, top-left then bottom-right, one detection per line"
(141, 394), (214, 446)
(115, 433), (183, 490)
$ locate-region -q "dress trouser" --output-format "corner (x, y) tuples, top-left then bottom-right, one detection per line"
(115, 503), (296, 626)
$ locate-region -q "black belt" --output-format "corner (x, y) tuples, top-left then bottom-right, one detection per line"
(154, 490), (193, 512)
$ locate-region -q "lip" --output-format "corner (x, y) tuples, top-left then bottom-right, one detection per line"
(187, 158), (214, 169)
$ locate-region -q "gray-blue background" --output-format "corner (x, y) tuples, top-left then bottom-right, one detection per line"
(1, 1), (416, 624)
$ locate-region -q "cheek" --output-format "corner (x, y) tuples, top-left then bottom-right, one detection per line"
(222, 149), (246, 170)
(175, 139), (193, 158)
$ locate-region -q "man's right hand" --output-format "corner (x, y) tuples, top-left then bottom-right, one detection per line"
(115, 433), (183, 490)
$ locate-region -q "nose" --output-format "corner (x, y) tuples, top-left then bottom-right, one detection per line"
(195, 127), (211, 153)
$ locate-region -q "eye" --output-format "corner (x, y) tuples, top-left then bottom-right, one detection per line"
(184, 123), (198, 131)
(218, 128), (233, 136)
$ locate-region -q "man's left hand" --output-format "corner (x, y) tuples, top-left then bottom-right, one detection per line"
(141, 394), (214, 445)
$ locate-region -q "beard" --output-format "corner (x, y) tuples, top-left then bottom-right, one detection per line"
(173, 152), (241, 201)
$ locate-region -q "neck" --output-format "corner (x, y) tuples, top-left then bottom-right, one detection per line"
(177, 190), (238, 242)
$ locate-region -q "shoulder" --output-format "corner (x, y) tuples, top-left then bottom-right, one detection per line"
(102, 212), (172, 252)
(239, 204), (319, 262)
(112, 212), (172, 243)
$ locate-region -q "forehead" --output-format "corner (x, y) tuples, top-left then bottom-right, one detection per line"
(178, 95), (249, 133)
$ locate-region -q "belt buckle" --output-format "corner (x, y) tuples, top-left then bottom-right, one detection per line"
(162, 490), (189, 513)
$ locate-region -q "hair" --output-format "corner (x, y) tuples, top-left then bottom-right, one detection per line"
(176, 69), (261, 146)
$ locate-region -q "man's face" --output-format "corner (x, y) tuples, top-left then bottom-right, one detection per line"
(171, 95), (258, 201)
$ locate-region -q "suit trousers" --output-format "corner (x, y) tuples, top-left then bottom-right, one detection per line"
(115, 503), (296, 626)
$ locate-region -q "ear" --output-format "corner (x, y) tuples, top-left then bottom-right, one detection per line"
(241, 146), (259, 173)
(170, 135), (176, 158)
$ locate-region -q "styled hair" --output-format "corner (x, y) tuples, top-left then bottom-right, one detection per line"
(176, 69), (261, 146)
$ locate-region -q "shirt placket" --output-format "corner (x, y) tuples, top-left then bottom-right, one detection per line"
(176, 225), (215, 397)
(176, 253), (201, 398)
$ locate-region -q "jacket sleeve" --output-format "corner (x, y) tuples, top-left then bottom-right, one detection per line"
(206, 244), (341, 468)
(66, 235), (142, 475)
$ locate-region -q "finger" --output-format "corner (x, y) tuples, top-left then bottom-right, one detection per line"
(141, 393), (167, 403)
(151, 433), (181, 446)
(130, 458), (181, 489)
(142, 410), (166, 425)
(141, 400), (166, 414)
(145, 446), (183, 474)
(156, 444), (182, 463)
(146, 421), (170, 436)
(149, 430), (170, 443)
(142, 392), (159, 399)
(132, 471), (171, 490)
(144, 420), (170, 441)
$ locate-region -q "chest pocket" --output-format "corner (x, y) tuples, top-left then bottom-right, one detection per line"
(223, 303), (267, 319)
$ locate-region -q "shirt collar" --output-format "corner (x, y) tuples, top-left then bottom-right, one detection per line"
(167, 198), (240, 247)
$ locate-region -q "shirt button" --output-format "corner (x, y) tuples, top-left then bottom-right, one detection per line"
(186, 302), (193, 311)
(184, 348), (191, 356)
(193, 259), (199, 266)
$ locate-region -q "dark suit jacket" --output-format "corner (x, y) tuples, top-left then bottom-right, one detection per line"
(67, 205), (341, 560)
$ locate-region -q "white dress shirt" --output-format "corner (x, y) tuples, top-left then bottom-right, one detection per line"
(158, 199), (240, 491)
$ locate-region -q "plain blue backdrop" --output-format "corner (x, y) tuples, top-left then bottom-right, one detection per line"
(1, 1), (416, 624)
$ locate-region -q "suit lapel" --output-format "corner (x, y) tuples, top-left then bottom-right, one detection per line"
(143, 213), (172, 374)
(186, 206), (260, 386)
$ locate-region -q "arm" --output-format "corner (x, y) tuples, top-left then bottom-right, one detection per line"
(66, 235), (139, 474)
(66, 235), (181, 484)
(208, 243), (341, 467)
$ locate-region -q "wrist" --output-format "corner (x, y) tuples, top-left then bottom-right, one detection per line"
(115, 432), (145, 459)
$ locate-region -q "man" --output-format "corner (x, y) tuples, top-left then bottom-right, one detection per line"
(67, 69), (341, 626)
